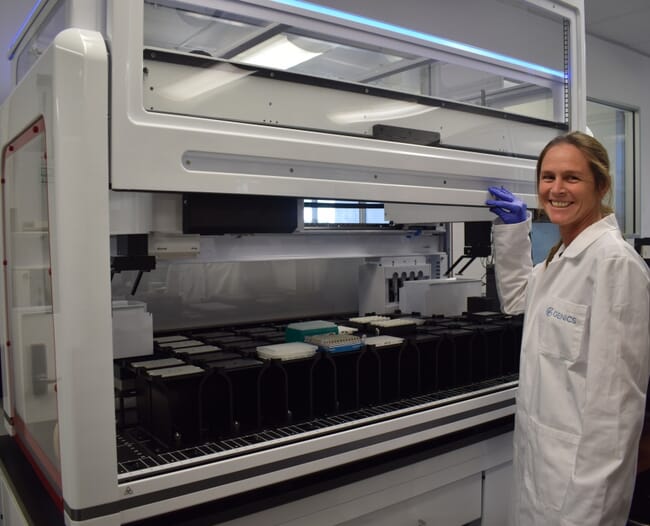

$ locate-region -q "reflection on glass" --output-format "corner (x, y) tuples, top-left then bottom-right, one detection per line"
(143, 1), (564, 123)
(587, 100), (636, 234)
(303, 200), (387, 225)
(265, 33), (408, 79)
(143, 3), (266, 57)
(236, 34), (328, 70)
(370, 63), (555, 121)
(112, 258), (360, 331)
(2, 121), (61, 495)
(15, 0), (66, 84)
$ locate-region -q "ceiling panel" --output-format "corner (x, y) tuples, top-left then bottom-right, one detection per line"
(585, 0), (650, 57)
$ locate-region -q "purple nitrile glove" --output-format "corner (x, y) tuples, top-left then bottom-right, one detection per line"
(486, 186), (527, 224)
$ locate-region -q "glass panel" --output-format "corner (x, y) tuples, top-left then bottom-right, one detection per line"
(143, 1), (567, 127)
(2, 120), (61, 493)
(303, 0), (566, 75)
(586, 100), (636, 234)
(531, 221), (559, 265)
(15, 0), (66, 84)
(303, 200), (388, 225)
(112, 258), (360, 331)
(237, 33), (409, 77)
(143, 3), (267, 57)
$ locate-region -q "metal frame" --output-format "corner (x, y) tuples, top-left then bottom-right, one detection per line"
(1, 28), (117, 525)
(108, 0), (585, 210)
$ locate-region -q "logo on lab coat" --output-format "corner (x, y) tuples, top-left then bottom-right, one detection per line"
(545, 306), (577, 324)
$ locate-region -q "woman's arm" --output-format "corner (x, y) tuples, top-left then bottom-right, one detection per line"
(491, 217), (534, 315)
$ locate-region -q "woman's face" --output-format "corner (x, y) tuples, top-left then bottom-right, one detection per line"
(538, 143), (605, 245)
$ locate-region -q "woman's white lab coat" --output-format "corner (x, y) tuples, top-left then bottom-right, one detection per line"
(493, 213), (650, 526)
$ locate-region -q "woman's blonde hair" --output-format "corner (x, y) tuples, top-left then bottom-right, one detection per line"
(539, 131), (614, 266)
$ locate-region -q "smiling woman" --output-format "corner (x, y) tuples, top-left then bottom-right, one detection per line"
(537, 134), (613, 247)
(486, 131), (650, 526)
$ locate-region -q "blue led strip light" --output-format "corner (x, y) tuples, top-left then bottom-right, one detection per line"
(268, 0), (565, 79)
(7, 0), (48, 60)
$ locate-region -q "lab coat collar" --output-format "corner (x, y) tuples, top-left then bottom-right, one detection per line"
(558, 213), (619, 259)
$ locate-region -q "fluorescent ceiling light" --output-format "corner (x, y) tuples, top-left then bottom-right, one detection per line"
(268, 0), (564, 79)
(235, 34), (322, 70)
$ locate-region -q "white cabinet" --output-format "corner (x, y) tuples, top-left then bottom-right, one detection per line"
(218, 432), (512, 526)
(338, 475), (482, 526)
(482, 462), (514, 526)
(0, 471), (29, 526)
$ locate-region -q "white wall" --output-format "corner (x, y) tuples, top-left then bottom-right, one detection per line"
(586, 35), (650, 235)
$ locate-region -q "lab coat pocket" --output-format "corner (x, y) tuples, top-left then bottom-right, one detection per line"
(529, 417), (580, 512)
(539, 297), (588, 362)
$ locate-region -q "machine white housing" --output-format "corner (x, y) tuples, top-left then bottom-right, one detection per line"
(0, 1), (586, 524)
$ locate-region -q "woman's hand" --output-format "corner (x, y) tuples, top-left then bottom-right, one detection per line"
(486, 186), (527, 224)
